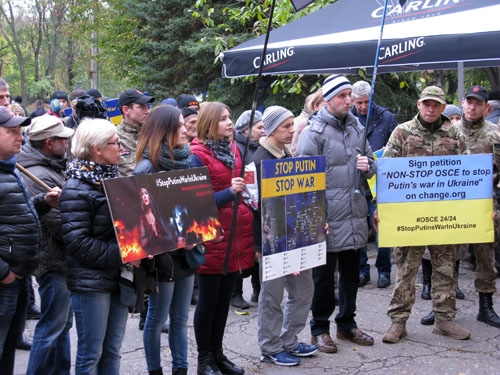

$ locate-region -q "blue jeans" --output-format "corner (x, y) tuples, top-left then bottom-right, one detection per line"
(27, 272), (73, 375)
(143, 275), (194, 371)
(310, 250), (361, 335)
(0, 277), (28, 375)
(71, 292), (128, 375)
(360, 197), (391, 277)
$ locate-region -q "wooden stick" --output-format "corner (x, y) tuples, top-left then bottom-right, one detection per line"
(16, 163), (52, 192)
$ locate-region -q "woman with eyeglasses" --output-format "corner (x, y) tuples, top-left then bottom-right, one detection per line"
(60, 118), (139, 375)
(133, 104), (197, 375)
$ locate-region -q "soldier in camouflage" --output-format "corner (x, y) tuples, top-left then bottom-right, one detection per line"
(455, 85), (500, 329)
(116, 89), (155, 177)
(379, 86), (471, 343)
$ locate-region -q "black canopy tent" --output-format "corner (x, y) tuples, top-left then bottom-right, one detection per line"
(221, 0), (500, 80)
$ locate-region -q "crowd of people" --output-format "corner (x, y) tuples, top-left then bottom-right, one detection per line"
(0, 74), (500, 375)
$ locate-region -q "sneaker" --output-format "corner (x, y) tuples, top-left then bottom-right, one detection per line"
(359, 274), (370, 287)
(261, 351), (300, 366)
(230, 294), (250, 309)
(288, 342), (318, 357)
(377, 274), (391, 289)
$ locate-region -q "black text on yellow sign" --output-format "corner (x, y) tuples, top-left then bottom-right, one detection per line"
(261, 172), (326, 198)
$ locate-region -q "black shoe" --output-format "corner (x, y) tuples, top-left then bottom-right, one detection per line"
(230, 295), (250, 310)
(214, 349), (244, 375)
(162, 322), (169, 333)
(198, 352), (222, 375)
(359, 274), (370, 287)
(16, 334), (32, 351)
(421, 311), (435, 325)
(421, 284), (431, 300)
(456, 287), (465, 300)
(251, 290), (259, 303)
(477, 293), (500, 328)
(377, 274), (391, 289)
(139, 314), (146, 330)
(27, 304), (41, 320)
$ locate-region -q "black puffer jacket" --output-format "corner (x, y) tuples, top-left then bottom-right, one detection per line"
(0, 157), (49, 280)
(60, 177), (123, 293)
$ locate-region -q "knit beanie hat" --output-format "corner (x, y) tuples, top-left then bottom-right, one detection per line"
(443, 104), (462, 119)
(322, 75), (352, 101)
(262, 106), (294, 136)
(234, 110), (263, 133)
(177, 94), (199, 109)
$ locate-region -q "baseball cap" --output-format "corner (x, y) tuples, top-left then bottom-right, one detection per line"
(419, 86), (446, 104)
(0, 106), (31, 128)
(118, 89), (155, 110)
(26, 115), (74, 141)
(465, 85), (488, 102)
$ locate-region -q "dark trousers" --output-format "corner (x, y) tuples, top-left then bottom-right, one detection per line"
(310, 250), (361, 335)
(194, 272), (237, 353)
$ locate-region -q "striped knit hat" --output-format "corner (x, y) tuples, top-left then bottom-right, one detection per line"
(262, 106), (294, 136)
(322, 75), (352, 101)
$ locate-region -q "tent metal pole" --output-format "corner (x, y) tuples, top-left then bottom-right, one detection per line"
(222, 0), (278, 275)
(355, 0), (391, 193)
(458, 61), (464, 108)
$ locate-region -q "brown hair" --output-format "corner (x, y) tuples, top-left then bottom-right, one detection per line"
(195, 102), (232, 143)
(136, 104), (182, 169)
(310, 88), (326, 111)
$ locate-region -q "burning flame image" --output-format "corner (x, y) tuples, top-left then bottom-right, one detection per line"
(187, 217), (223, 242)
(114, 220), (146, 262)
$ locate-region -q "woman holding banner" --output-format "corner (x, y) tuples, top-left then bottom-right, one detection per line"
(134, 104), (197, 375)
(190, 102), (255, 375)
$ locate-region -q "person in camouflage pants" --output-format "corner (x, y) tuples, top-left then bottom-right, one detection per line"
(455, 85), (500, 328)
(379, 86), (471, 343)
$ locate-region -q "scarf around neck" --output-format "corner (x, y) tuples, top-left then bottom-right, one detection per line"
(154, 143), (192, 171)
(66, 158), (119, 191)
(259, 137), (292, 159)
(205, 139), (235, 169)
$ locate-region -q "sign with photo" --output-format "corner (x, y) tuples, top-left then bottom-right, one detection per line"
(103, 167), (223, 263)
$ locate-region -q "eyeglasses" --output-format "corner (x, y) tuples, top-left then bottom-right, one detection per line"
(107, 140), (122, 147)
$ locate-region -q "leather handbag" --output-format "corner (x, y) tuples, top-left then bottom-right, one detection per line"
(184, 244), (206, 269)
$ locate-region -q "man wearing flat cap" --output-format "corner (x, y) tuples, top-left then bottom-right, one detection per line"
(116, 89), (155, 176)
(456, 85), (500, 329)
(17, 115), (74, 375)
(0, 106), (60, 374)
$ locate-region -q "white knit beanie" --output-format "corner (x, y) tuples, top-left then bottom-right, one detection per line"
(322, 75), (352, 101)
(262, 106), (294, 136)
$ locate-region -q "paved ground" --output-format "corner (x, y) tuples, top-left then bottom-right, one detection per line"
(15, 246), (500, 374)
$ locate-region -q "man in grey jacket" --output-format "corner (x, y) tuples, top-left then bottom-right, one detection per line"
(297, 75), (376, 353)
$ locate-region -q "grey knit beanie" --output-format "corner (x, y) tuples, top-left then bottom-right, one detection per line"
(234, 110), (263, 133)
(443, 104), (461, 119)
(262, 106), (294, 136)
(322, 75), (352, 101)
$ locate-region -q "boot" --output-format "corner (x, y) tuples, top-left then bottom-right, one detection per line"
(420, 311), (435, 325)
(149, 369), (163, 375)
(197, 352), (222, 375)
(455, 261), (465, 299)
(421, 259), (432, 300)
(173, 369), (187, 375)
(433, 319), (471, 340)
(382, 322), (407, 343)
(477, 293), (500, 328)
(213, 349), (244, 375)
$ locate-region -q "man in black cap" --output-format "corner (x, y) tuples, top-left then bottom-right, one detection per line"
(116, 89), (155, 176)
(455, 85), (500, 329)
(0, 106), (60, 375)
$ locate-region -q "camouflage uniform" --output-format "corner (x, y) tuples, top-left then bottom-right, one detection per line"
(382, 114), (469, 323)
(116, 119), (140, 177)
(456, 117), (500, 293)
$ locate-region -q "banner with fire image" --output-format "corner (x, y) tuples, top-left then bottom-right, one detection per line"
(260, 156), (327, 282)
(103, 167), (223, 263)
